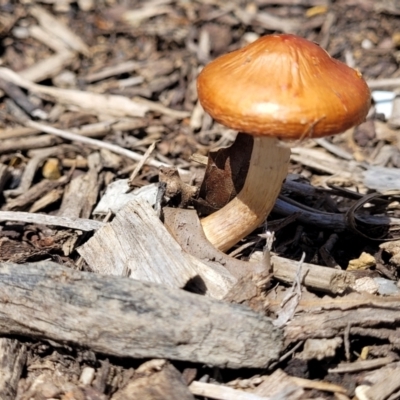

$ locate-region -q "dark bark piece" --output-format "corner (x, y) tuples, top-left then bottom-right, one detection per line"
(0, 77), (46, 118)
(0, 261), (282, 369)
(198, 133), (253, 214)
(0, 338), (27, 400)
(0, 237), (38, 263)
(0, 164), (10, 194)
(111, 360), (194, 400)
(158, 166), (198, 207)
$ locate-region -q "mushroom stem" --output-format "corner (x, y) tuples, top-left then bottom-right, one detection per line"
(200, 136), (290, 252)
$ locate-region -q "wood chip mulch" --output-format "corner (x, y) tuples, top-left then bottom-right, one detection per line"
(1, 0), (400, 399)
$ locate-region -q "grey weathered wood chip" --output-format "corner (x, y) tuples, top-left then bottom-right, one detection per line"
(0, 261), (282, 369)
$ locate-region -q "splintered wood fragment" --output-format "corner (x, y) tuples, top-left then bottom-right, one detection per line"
(58, 153), (100, 219)
(0, 77), (47, 118)
(0, 6), (21, 37)
(133, 96), (191, 119)
(291, 149), (400, 193)
(78, 199), (236, 298)
(29, 188), (64, 213)
(111, 360), (194, 400)
(252, 369), (304, 399)
(4, 145), (76, 198)
(0, 211), (104, 231)
(0, 135), (61, 155)
(297, 337), (343, 361)
(274, 197), (400, 231)
(289, 376), (347, 394)
(29, 5), (90, 56)
(0, 68), (148, 118)
(93, 180), (159, 215)
(84, 60), (140, 83)
(189, 381), (270, 400)
(271, 255), (354, 294)
(285, 303), (400, 347)
(24, 120), (171, 168)
(70, 118), (147, 138)
(254, 11), (302, 33)
(314, 137), (354, 160)
(389, 95), (400, 129)
(19, 51), (76, 83)
(4, 176), (69, 211)
(368, 77), (400, 89)
(290, 146), (360, 177)
(361, 362), (400, 400)
(164, 207), (355, 295)
(0, 126), (39, 139)
(28, 25), (70, 53)
(122, 6), (170, 27)
(328, 356), (395, 374)
(0, 339), (27, 400)
(362, 166), (400, 192)
(0, 261), (282, 369)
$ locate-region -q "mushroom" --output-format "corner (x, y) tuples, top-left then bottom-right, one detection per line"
(197, 34), (371, 252)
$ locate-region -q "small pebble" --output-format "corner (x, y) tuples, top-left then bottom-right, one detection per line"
(80, 366), (95, 385)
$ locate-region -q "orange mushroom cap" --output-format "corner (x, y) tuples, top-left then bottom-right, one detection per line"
(197, 34), (371, 139)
